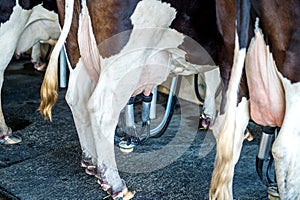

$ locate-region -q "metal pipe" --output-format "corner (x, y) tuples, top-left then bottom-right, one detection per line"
(125, 97), (135, 127)
(150, 76), (177, 136)
(257, 128), (275, 160)
(142, 93), (152, 123)
(150, 87), (157, 119)
(59, 49), (67, 88)
(256, 126), (276, 186)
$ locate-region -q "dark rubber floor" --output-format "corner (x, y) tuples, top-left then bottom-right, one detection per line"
(0, 59), (269, 199)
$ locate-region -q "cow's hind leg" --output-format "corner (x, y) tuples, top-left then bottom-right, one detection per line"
(0, 71), (13, 141)
(210, 98), (249, 199)
(87, 66), (150, 199)
(65, 59), (98, 174)
(0, 69), (22, 144)
(272, 77), (300, 199)
(0, 56), (22, 145)
(88, 98), (135, 199)
(0, 5), (32, 144)
(210, 31), (249, 199)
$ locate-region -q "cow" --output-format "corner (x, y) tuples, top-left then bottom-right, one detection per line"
(0, 0), (58, 144)
(209, 0), (300, 199)
(14, 5), (60, 71)
(39, 0), (220, 199)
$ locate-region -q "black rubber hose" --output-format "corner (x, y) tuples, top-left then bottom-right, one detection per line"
(194, 74), (205, 104)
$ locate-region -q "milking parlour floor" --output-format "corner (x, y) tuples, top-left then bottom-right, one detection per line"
(0, 59), (268, 200)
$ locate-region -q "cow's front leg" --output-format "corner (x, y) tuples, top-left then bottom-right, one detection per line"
(0, 5), (31, 145)
(65, 59), (98, 174)
(272, 78), (300, 199)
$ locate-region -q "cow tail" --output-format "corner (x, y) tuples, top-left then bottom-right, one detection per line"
(39, 0), (74, 121)
(210, 0), (251, 199)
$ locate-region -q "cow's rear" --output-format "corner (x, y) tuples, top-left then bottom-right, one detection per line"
(210, 0), (300, 199)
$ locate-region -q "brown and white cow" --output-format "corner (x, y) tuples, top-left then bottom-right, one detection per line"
(209, 0), (300, 199)
(0, 0), (58, 144)
(39, 0), (219, 199)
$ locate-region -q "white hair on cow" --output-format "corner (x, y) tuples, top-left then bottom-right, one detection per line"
(130, 0), (176, 28)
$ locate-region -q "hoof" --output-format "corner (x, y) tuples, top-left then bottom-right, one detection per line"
(199, 114), (212, 130)
(81, 156), (98, 177)
(0, 128), (22, 145)
(81, 157), (94, 168)
(15, 53), (21, 60)
(97, 179), (111, 192)
(113, 188), (135, 200)
(244, 129), (254, 141)
(33, 62), (47, 71)
(85, 166), (98, 178)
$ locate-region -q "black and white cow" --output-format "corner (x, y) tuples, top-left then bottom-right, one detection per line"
(15, 5), (60, 71)
(0, 0), (58, 144)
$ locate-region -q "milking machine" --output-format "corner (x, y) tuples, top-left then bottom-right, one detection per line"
(256, 126), (279, 199)
(117, 93), (152, 152)
(115, 76), (182, 153)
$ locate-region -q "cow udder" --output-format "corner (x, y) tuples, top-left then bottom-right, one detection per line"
(245, 28), (285, 127)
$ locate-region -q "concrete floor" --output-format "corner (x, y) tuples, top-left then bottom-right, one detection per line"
(0, 59), (269, 199)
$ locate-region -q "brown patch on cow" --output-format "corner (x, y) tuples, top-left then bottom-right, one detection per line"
(57, 0), (138, 64)
(88, 1), (119, 45)
(57, 0), (81, 69)
(215, 0), (236, 114)
(253, 0), (300, 83)
(87, 1), (136, 58)
(254, 1), (293, 69)
(215, 0), (254, 114)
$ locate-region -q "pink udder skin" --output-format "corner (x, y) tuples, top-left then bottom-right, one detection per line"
(245, 30), (285, 127)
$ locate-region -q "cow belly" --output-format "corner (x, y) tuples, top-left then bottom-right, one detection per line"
(245, 26), (285, 127)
